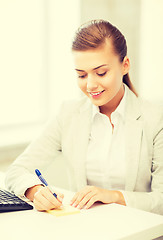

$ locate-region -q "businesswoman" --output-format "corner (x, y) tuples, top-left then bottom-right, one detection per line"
(5, 20), (163, 214)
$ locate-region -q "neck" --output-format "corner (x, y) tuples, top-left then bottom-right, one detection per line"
(99, 84), (124, 117)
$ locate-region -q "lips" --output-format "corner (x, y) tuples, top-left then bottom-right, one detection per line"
(87, 90), (105, 98)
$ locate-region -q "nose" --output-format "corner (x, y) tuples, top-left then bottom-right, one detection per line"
(87, 75), (98, 92)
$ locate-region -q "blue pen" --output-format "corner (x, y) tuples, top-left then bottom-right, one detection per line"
(35, 169), (57, 198)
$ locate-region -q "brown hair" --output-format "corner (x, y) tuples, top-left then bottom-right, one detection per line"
(72, 19), (138, 96)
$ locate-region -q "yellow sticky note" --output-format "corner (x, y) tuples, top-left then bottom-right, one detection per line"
(47, 205), (80, 217)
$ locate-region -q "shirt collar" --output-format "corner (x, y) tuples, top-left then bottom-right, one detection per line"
(91, 84), (127, 121)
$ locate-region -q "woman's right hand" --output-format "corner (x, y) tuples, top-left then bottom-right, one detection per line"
(25, 185), (64, 211)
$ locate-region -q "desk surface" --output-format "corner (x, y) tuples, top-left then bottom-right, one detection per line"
(0, 172), (163, 240)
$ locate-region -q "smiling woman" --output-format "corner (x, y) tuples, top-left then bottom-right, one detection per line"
(5, 19), (163, 215)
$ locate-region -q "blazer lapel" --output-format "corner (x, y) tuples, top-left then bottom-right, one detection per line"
(125, 120), (143, 191)
(124, 88), (143, 191)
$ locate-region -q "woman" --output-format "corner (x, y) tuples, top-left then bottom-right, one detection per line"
(5, 20), (163, 214)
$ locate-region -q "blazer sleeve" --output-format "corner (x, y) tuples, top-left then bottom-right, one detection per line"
(5, 105), (64, 197)
(122, 110), (163, 215)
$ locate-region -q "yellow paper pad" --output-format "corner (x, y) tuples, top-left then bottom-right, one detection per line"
(47, 205), (80, 217)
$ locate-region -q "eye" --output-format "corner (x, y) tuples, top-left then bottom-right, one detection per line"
(78, 74), (87, 79)
(97, 72), (107, 77)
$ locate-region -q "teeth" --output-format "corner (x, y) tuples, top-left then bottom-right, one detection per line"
(92, 92), (100, 96)
(90, 91), (103, 96)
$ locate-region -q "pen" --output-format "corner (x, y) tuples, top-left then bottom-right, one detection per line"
(35, 169), (57, 198)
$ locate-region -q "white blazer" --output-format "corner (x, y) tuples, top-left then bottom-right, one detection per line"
(5, 85), (163, 215)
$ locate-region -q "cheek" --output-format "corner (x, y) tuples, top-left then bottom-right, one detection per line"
(104, 71), (123, 89)
(78, 80), (86, 92)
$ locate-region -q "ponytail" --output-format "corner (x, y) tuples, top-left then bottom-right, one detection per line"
(123, 73), (138, 97)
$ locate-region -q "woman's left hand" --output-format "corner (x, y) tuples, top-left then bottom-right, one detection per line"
(70, 186), (126, 209)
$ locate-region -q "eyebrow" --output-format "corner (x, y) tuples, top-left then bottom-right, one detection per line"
(75, 64), (108, 72)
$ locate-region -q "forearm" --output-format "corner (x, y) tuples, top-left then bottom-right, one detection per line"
(121, 191), (163, 215)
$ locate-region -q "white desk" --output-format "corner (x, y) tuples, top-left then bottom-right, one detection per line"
(0, 172), (163, 240)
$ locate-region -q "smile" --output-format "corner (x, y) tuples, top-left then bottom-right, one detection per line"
(88, 90), (105, 98)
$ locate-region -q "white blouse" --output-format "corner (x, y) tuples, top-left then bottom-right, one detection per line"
(86, 86), (126, 191)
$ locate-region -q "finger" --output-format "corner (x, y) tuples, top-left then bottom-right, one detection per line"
(34, 195), (51, 211)
(34, 194), (64, 212)
(70, 186), (94, 206)
(85, 195), (98, 209)
(71, 186), (94, 206)
(70, 186), (89, 205)
(49, 187), (64, 203)
(34, 191), (57, 210)
(42, 187), (63, 208)
(70, 186), (90, 204)
(34, 187), (62, 210)
(56, 193), (64, 203)
(72, 188), (92, 207)
(70, 192), (80, 205)
(72, 192), (85, 207)
(76, 191), (96, 209)
(33, 198), (49, 211)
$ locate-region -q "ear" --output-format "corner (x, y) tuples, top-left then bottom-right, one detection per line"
(122, 56), (130, 75)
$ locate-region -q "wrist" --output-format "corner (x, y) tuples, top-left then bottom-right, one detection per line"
(25, 185), (43, 201)
(113, 190), (126, 206)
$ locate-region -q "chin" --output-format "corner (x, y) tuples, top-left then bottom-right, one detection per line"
(90, 99), (106, 107)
